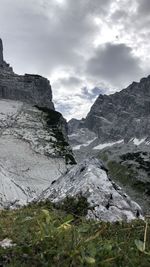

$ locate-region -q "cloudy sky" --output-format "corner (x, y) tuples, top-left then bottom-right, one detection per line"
(0, 0), (150, 120)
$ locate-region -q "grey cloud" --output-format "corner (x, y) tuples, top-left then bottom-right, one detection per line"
(54, 101), (72, 117)
(137, 0), (150, 15)
(86, 43), (142, 87)
(92, 87), (106, 95)
(81, 86), (107, 100)
(0, 0), (111, 77)
(111, 10), (128, 22)
(55, 76), (82, 87)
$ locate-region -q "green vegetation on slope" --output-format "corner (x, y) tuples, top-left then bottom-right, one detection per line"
(0, 201), (150, 267)
(107, 161), (137, 187)
(52, 128), (76, 165)
(34, 105), (76, 165)
(107, 160), (150, 195)
(34, 106), (62, 126)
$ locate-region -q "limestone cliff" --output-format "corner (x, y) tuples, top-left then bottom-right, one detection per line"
(84, 76), (150, 142)
(0, 39), (75, 209)
(0, 39), (54, 110)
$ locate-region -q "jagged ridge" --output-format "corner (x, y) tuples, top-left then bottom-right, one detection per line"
(84, 76), (150, 142)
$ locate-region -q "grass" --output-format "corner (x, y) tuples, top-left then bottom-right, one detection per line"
(98, 152), (108, 162)
(0, 201), (150, 267)
(120, 152), (150, 174)
(107, 161), (137, 186)
(107, 161), (150, 195)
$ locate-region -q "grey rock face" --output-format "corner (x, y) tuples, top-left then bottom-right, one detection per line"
(0, 99), (75, 209)
(68, 118), (85, 134)
(84, 76), (150, 142)
(0, 39), (54, 110)
(96, 143), (150, 214)
(37, 158), (143, 222)
(0, 39), (76, 209)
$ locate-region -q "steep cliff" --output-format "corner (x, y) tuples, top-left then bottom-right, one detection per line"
(84, 76), (150, 142)
(0, 39), (75, 208)
(0, 39), (54, 110)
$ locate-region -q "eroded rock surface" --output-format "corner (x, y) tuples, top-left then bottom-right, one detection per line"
(84, 76), (150, 142)
(0, 99), (74, 209)
(38, 158), (143, 222)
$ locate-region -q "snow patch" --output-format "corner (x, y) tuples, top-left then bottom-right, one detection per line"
(73, 137), (97, 150)
(93, 140), (124, 150)
(133, 138), (146, 146)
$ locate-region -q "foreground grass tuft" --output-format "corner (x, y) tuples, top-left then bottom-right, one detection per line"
(0, 201), (150, 267)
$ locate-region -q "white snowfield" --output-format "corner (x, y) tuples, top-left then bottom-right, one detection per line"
(93, 137), (150, 151)
(93, 140), (124, 150)
(38, 158), (143, 222)
(0, 99), (68, 208)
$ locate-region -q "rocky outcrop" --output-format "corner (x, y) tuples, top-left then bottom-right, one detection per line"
(0, 99), (75, 209)
(84, 76), (150, 142)
(0, 39), (54, 110)
(0, 39), (75, 209)
(37, 158), (143, 222)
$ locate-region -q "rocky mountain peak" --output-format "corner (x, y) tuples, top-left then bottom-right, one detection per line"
(83, 75), (150, 142)
(0, 38), (54, 110)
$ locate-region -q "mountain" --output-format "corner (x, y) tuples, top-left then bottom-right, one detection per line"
(85, 77), (150, 142)
(0, 39), (75, 208)
(69, 75), (150, 144)
(68, 76), (150, 213)
(0, 38), (143, 223)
